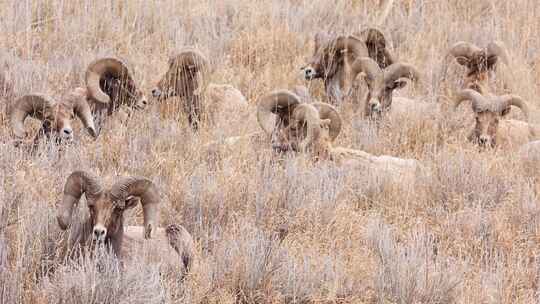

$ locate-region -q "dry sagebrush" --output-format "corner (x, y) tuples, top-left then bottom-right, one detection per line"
(2, 0), (540, 303)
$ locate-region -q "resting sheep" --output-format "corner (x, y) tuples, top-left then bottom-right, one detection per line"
(301, 28), (395, 105)
(82, 57), (148, 135)
(256, 90), (424, 184)
(351, 57), (420, 119)
(57, 171), (196, 273)
(445, 41), (509, 93)
(152, 49), (210, 130)
(454, 89), (536, 149)
(10, 93), (96, 145)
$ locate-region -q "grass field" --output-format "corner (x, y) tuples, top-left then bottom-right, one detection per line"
(1, 0), (540, 303)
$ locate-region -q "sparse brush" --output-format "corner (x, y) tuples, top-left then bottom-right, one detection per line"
(367, 217), (463, 304)
(1, 0), (540, 303)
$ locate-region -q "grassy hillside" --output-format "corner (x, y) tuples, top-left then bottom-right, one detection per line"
(1, 0), (540, 303)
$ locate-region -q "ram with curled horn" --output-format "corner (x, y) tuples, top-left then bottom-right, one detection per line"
(57, 171), (196, 273)
(351, 56), (422, 119)
(443, 41), (510, 93)
(454, 89), (539, 149)
(83, 57), (148, 135)
(9, 91), (97, 145)
(152, 49), (210, 130)
(256, 90), (425, 185)
(257, 90), (341, 155)
(301, 28), (395, 105)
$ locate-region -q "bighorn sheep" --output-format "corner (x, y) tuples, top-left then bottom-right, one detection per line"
(10, 92), (97, 144)
(83, 57), (148, 135)
(152, 49), (210, 130)
(301, 28), (395, 105)
(351, 57), (420, 119)
(445, 41), (509, 92)
(57, 171), (195, 272)
(257, 90), (424, 184)
(454, 89), (536, 148)
(257, 90), (341, 155)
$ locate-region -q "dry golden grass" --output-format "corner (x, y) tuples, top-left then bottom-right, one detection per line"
(2, 0), (540, 303)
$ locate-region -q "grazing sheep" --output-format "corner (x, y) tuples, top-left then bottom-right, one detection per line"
(152, 49), (210, 130)
(301, 28), (395, 105)
(351, 57), (420, 119)
(10, 93), (96, 144)
(256, 90), (424, 184)
(454, 89), (536, 149)
(83, 57), (148, 135)
(445, 41), (509, 92)
(57, 171), (196, 272)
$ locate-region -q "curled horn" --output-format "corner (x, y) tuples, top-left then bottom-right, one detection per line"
(85, 57), (133, 104)
(65, 88), (97, 138)
(110, 177), (160, 239)
(359, 28), (395, 68)
(487, 41), (509, 68)
(448, 41), (481, 67)
(454, 89), (487, 113)
(496, 95), (528, 118)
(334, 35), (369, 59)
(57, 171), (103, 230)
(10, 94), (54, 139)
(312, 102), (342, 141)
(290, 103), (322, 152)
(257, 90), (301, 135)
(383, 62), (420, 85)
(360, 28), (387, 49)
(351, 57), (383, 82)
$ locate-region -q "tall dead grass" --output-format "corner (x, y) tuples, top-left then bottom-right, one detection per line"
(1, 0), (540, 303)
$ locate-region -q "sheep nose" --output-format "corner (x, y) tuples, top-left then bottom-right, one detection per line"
(137, 97), (149, 109)
(61, 128), (74, 140)
(303, 67), (316, 80)
(151, 88), (162, 98)
(93, 227), (107, 241)
(369, 102), (380, 112)
(479, 135), (490, 145)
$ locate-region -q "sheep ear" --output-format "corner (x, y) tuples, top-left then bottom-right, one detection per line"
(500, 106), (511, 116)
(487, 55), (499, 70)
(124, 195), (140, 209)
(391, 79), (408, 90)
(455, 56), (470, 67)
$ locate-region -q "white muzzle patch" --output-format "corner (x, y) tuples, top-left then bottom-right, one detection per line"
(303, 67), (317, 80)
(93, 224), (107, 242)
